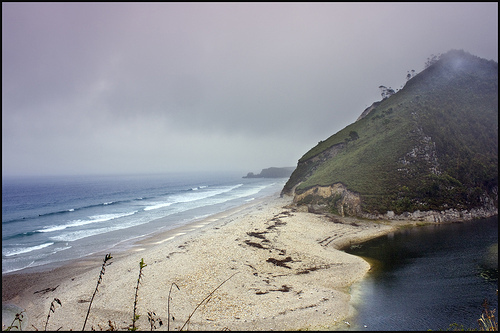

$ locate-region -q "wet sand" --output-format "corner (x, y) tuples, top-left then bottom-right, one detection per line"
(2, 194), (409, 331)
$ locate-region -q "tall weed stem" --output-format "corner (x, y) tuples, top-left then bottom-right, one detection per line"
(130, 258), (147, 331)
(44, 298), (62, 331)
(180, 272), (238, 331)
(82, 253), (112, 330)
(168, 282), (180, 331)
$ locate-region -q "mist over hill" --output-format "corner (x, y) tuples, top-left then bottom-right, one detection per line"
(282, 50), (498, 221)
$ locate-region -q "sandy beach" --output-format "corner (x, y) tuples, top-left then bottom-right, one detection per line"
(2, 193), (411, 331)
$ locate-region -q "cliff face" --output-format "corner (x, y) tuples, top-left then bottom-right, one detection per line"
(293, 183), (498, 222)
(282, 143), (345, 195)
(283, 50), (498, 220)
(293, 183), (362, 217)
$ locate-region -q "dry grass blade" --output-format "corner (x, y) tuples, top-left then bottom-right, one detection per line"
(44, 298), (62, 331)
(168, 282), (180, 331)
(179, 272), (239, 331)
(82, 253), (112, 331)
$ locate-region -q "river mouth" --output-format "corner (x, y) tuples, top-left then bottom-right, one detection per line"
(344, 217), (498, 331)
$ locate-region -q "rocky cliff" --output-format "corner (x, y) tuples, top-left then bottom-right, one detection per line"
(282, 50), (498, 221)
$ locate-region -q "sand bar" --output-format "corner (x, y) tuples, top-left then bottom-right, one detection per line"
(2, 193), (411, 331)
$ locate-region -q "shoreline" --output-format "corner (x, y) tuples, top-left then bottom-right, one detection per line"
(3, 193), (411, 331)
(2, 194), (274, 277)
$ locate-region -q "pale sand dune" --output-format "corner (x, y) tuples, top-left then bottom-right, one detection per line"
(2, 194), (410, 331)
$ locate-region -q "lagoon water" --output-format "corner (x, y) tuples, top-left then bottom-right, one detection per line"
(346, 216), (498, 331)
(2, 172), (287, 275)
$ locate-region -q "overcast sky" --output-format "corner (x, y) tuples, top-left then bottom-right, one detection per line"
(2, 2), (498, 177)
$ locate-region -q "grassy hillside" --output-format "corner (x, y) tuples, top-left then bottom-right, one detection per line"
(283, 50), (498, 215)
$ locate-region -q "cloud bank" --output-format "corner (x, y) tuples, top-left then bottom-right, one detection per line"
(2, 3), (498, 176)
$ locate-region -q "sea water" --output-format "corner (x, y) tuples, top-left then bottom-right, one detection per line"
(2, 172), (287, 274)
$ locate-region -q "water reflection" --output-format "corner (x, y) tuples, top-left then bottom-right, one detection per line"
(345, 217), (498, 331)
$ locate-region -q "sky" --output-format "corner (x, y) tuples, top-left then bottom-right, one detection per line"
(2, 2), (498, 177)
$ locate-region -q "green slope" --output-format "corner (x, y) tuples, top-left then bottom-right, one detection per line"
(283, 50), (498, 215)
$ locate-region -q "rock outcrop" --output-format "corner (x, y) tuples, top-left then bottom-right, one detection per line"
(293, 183), (362, 217)
(290, 183), (498, 222)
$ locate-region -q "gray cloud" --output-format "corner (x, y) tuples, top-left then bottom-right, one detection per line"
(2, 2), (498, 176)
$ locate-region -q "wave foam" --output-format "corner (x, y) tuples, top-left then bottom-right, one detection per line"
(144, 202), (173, 211)
(36, 211), (138, 233)
(4, 242), (54, 257)
(143, 184), (243, 211)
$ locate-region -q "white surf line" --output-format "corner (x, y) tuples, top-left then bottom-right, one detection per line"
(153, 232), (187, 245)
(153, 236), (175, 244)
(195, 219), (215, 226)
(150, 217), (220, 246)
(133, 248), (146, 252)
(188, 218), (218, 229)
(184, 219), (215, 231)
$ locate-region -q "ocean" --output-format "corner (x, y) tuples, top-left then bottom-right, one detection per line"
(2, 172), (287, 275)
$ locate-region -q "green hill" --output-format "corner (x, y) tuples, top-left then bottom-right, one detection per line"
(282, 50), (498, 219)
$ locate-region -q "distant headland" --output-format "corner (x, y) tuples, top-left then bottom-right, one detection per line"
(243, 167), (295, 178)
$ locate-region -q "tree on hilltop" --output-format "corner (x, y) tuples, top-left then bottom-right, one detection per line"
(425, 53), (441, 68)
(379, 85), (395, 99)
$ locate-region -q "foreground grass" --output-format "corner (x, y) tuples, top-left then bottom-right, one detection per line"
(4, 253), (237, 331)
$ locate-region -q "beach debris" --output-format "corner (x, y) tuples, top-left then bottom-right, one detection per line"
(33, 285), (59, 295)
(266, 256), (293, 269)
(247, 231), (268, 239)
(244, 240), (268, 249)
(296, 264), (331, 275)
(270, 284), (292, 292)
